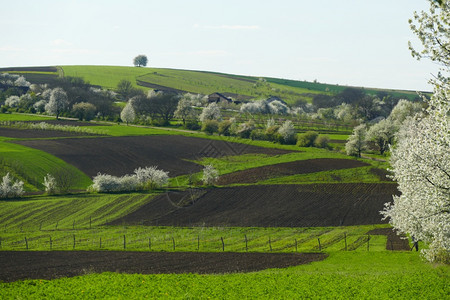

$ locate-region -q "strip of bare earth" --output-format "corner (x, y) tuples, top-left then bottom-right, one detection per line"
(0, 251), (327, 282)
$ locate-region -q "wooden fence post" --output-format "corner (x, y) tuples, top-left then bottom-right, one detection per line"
(221, 237), (225, 252)
(344, 233), (347, 251)
(245, 235), (248, 252)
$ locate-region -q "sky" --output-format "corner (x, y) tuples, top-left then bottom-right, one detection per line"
(0, 0), (441, 91)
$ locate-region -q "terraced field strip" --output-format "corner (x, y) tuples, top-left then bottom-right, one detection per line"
(0, 225), (392, 253)
(0, 193), (155, 231)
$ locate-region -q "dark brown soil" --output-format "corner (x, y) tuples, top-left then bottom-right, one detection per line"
(0, 66), (58, 72)
(109, 183), (399, 227)
(15, 135), (291, 177)
(367, 228), (410, 251)
(0, 251), (327, 282)
(0, 127), (92, 138)
(217, 158), (369, 185)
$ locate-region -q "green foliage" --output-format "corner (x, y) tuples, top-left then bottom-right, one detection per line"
(201, 119), (219, 135)
(297, 131), (319, 147)
(314, 135), (330, 149)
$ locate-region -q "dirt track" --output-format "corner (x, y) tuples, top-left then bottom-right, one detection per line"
(0, 251), (327, 282)
(15, 135), (291, 177)
(109, 183), (399, 227)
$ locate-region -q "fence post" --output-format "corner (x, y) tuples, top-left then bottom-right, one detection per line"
(25, 237), (28, 250)
(269, 237), (272, 251)
(245, 235), (248, 252)
(344, 233), (347, 251)
(73, 234), (76, 249)
(123, 235), (126, 250)
(367, 234), (370, 251)
(318, 238), (321, 251)
(221, 237), (225, 252)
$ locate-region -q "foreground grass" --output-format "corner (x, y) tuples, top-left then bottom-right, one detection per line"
(1, 251), (448, 299)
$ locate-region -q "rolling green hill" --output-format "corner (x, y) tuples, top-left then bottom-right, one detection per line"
(1, 66), (421, 104)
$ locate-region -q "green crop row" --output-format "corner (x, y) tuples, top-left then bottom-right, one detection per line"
(1, 251), (448, 299)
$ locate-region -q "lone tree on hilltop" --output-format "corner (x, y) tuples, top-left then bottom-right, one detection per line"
(133, 55), (148, 67)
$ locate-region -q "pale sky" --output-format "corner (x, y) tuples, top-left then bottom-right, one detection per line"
(0, 0), (440, 91)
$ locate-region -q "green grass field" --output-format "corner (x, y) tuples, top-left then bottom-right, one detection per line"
(0, 251), (448, 299)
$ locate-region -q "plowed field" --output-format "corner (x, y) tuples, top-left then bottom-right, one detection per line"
(217, 158), (369, 185)
(15, 136), (291, 177)
(110, 183), (399, 227)
(0, 251), (327, 282)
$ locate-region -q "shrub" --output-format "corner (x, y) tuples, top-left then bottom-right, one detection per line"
(236, 121), (254, 139)
(278, 120), (297, 144)
(134, 166), (169, 189)
(89, 166), (169, 193)
(218, 120), (233, 136)
(297, 131), (319, 147)
(250, 129), (266, 140)
(202, 164), (219, 185)
(202, 120), (219, 135)
(314, 135), (331, 149)
(265, 125), (282, 143)
(43, 174), (58, 194)
(0, 173), (24, 199)
(72, 102), (97, 121)
(186, 120), (201, 130)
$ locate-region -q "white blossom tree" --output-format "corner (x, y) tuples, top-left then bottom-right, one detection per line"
(199, 102), (221, 122)
(43, 174), (58, 194)
(278, 120), (296, 144)
(174, 96), (196, 126)
(345, 124), (367, 157)
(382, 86), (449, 263)
(45, 88), (68, 119)
(120, 102), (135, 125)
(0, 173), (24, 199)
(387, 99), (423, 125)
(202, 164), (219, 185)
(365, 119), (397, 155)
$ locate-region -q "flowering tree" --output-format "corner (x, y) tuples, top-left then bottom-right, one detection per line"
(199, 102), (221, 122)
(278, 120), (296, 144)
(202, 164), (219, 186)
(345, 124), (367, 157)
(382, 86), (449, 263)
(365, 119), (397, 155)
(43, 174), (58, 194)
(120, 102), (135, 125)
(45, 88), (68, 119)
(174, 96), (196, 126)
(0, 173), (24, 199)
